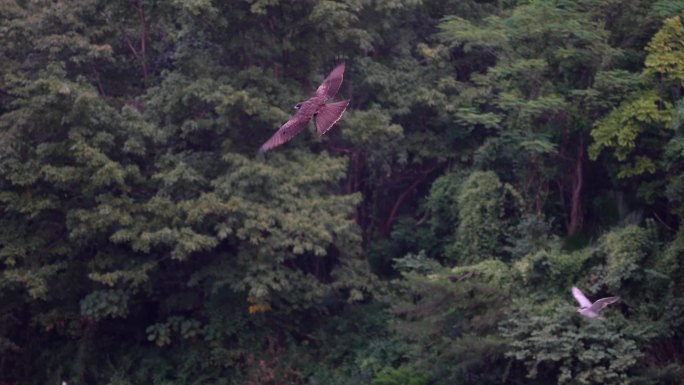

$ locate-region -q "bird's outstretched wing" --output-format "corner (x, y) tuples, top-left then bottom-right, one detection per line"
(315, 62), (345, 99)
(572, 287), (592, 308)
(589, 296), (620, 314)
(315, 100), (349, 136)
(259, 115), (310, 153)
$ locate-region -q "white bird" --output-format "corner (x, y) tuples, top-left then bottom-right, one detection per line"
(572, 286), (620, 320)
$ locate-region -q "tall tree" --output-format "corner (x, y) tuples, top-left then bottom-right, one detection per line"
(437, 0), (659, 235)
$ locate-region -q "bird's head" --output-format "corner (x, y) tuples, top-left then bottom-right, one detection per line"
(294, 103), (302, 110)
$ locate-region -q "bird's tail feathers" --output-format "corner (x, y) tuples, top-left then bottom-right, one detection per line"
(315, 99), (350, 136)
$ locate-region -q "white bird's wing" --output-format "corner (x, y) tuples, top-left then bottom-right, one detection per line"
(589, 296), (620, 314)
(258, 113), (310, 153)
(572, 286), (592, 308)
(315, 62), (345, 99)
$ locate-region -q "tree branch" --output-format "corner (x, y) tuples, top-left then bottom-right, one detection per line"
(653, 211), (675, 232)
(135, 2), (149, 82)
(382, 164), (440, 237)
(137, 3), (146, 57)
(120, 3), (149, 84)
(121, 27), (139, 58)
(89, 66), (108, 99)
(414, 211), (429, 227)
(568, 136), (584, 235)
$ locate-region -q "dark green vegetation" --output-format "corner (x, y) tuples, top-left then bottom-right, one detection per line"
(2, 0), (684, 384)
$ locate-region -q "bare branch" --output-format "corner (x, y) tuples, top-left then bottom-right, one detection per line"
(382, 164), (440, 236)
(120, 2), (149, 84)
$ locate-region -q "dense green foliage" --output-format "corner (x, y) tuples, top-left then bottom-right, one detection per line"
(2, 0), (684, 384)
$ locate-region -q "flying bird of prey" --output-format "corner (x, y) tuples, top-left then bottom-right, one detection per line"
(259, 62), (350, 153)
(572, 286), (620, 320)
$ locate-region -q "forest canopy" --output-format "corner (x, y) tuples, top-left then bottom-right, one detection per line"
(1, 0), (684, 384)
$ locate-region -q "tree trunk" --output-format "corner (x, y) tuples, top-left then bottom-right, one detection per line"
(380, 165), (439, 237)
(567, 136), (584, 235)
